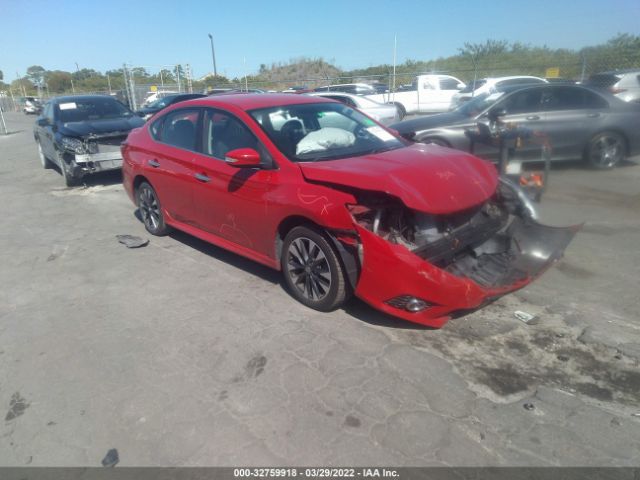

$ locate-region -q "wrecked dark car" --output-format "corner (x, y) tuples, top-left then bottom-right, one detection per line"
(34, 95), (144, 186)
(122, 94), (578, 328)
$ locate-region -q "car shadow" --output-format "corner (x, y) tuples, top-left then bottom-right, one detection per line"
(132, 210), (280, 285)
(49, 165), (123, 187)
(343, 299), (437, 330)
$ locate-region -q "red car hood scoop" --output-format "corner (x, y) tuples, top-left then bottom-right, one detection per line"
(298, 143), (499, 214)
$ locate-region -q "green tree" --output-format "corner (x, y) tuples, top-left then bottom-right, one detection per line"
(46, 70), (73, 92)
(0, 70), (3, 82)
(26, 65), (46, 86)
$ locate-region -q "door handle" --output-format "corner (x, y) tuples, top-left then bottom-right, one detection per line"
(148, 159), (160, 168)
(526, 115), (540, 121)
(587, 113), (601, 118)
(194, 173), (211, 183)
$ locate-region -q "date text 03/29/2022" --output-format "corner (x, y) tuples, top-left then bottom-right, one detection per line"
(233, 468), (399, 478)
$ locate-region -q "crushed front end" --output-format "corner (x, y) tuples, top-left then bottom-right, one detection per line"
(349, 179), (580, 327)
(59, 132), (129, 178)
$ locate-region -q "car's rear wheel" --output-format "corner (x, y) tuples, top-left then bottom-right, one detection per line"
(37, 141), (51, 169)
(137, 182), (171, 236)
(586, 132), (626, 169)
(281, 226), (349, 312)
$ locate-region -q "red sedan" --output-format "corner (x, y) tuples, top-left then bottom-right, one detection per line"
(122, 94), (577, 328)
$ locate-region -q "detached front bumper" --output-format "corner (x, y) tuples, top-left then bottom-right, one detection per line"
(354, 219), (579, 328)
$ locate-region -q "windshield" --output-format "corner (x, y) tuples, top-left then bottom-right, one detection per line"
(145, 96), (174, 109)
(57, 98), (133, 123)
(249, 102), (405, 162)
(455, 92), (505, 117)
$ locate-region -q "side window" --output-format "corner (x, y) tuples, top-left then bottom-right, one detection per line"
(159, 109), (199, 151)
(541, 87), (608, 111)
(202, 109), (259, 160)
(439, 78), (460, 90)
(584, 91), (609, 109)
(501, 89), (542, 114)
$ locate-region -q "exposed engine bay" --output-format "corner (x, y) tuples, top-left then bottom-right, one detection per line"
(349, 179), (579, 288)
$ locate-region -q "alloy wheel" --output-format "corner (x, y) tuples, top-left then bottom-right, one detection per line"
(139, 186), (161, 231)
(286, 237), (332, 301)
(590, 134), (624, 168)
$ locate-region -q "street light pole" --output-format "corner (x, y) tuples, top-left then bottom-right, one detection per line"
(208, 33), (218, 77)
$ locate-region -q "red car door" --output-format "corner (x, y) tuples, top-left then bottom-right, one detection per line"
(190, 108), (279, 256)
(144, 108), (201, 225)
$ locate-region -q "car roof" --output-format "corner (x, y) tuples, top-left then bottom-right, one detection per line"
(492, 82), (608, 96)
(183, 93), (331, 110)
(51, 95), (115, 104)
(308, 91), (356, 99)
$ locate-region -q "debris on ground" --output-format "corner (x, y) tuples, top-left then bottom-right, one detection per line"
(101, 448), (119, 467)
(514, 310), (541, 325)
(523, 403), (535, 411)
(5, 392), (29, 421)
(116, 235), (149, 248)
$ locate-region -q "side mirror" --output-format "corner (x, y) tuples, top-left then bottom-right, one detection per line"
(456, 83), (465, 90)
(36, 118), (48, 127)
(224, 148), (261, 168)
(488, 107), (507, 122)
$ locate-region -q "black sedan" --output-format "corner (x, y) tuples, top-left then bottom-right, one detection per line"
(391, 84), (640, 168)
(137, 93), (206, 120)
(34, 95), (144, 186)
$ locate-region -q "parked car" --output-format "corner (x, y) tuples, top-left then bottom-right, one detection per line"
(142, 91), (179, 107)
(136, 93), (206, 120)
(23, 97), (42, 115)
(308, 92), (400, 124)
(450, 76), (547, 109)
(34, 95), (145, 186)
(585, 70), (640, 104)
(365, 74), (466, 116)
(314, 83), (377, 96)
(282, 86), (312, 94)
(121, 94), (576, 328)
(391, 83), (640, 169)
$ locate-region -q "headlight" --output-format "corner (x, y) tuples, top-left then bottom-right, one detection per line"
(60, 136), (86, 154)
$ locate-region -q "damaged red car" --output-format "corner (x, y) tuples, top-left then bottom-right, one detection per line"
(122, 94), (577, 328)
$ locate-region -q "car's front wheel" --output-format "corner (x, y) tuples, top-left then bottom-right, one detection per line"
(281, 226), (349, 312)
(586, 132), (626, 169)
(137, 182), (171, 236)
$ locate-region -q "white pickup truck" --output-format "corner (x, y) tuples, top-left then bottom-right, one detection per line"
(365, 74), (465, 117)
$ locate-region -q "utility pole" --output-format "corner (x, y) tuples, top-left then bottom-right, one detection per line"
(208, 33), (218, 77)
(392, 34), (397, 102)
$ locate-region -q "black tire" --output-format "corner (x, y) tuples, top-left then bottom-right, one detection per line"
(36, 140), (52, 169)
(281, 225), (349, 312)
(419, 136), (450, 147)
(585, 132), (626, 169)
(58, 154), (80, 187)
(137, 182), (171, 236)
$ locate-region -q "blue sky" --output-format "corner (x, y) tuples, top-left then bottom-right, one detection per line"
(1, 0), (639, 81)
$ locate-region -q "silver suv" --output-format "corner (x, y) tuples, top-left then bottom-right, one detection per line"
(586, 70), (640, 103)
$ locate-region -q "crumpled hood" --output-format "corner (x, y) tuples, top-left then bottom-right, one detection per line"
(298, 143), (498, 214)
(58, 116), (144, 137)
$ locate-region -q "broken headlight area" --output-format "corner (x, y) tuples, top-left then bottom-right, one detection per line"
(348, 185), (578, 290)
